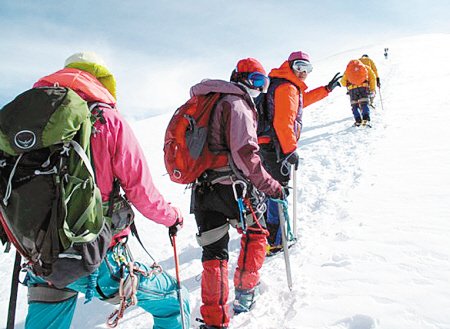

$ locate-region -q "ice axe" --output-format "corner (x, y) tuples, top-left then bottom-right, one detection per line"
(292, 165), (298, 240)
(378, 86), (385, 111)
(169, 233), (186, 329)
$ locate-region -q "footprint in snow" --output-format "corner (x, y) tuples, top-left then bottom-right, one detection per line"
(335, 232), (350, 241)
(333, 314), (377, 329)
(321, 254), (351, 267)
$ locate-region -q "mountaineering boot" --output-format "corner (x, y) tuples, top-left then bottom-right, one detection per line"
(361, 119), (372, 128)
(353, 121), (361, 127)
(266, 222), (279, 246)
(233, 283), (260, 314)
(266, 244), (283, 256)
(266, 239), (297, 257)
(369, 95), (375, 108)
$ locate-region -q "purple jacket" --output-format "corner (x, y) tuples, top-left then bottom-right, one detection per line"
(190, 79), (281, 197)
(34, 69), (179, 241)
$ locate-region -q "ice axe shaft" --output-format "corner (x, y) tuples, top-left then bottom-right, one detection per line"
(170, 235), (186, 329)
(292, 166), (297, 239)
(278, 202), (293, 290)
(378, 86), (385, 111)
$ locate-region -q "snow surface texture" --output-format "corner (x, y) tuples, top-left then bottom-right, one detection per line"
(1, 34), (449, 329)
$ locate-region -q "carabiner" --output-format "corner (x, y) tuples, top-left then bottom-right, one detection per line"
(232, 180), (247, 201)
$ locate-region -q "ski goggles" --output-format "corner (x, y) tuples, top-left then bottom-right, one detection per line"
(247, 72), (269, 88)
(292, 60), (313, 74)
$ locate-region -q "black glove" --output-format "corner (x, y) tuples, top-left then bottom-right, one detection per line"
(376, 77), (381, 88)
(281, 185), (290, 199)
(168, 210), (184, 237)
(326, 72), (343, 92)
(285, 151), (300, 170)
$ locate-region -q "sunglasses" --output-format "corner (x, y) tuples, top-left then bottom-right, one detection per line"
(246, 72), (269, 88)
(292, 60), (313, 74)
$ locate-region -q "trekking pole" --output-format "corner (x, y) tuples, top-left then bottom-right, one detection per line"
(378, 86), (385, 111)
(292, 165), (297, 240)
(278, 200), (293, 291)
(7, 250), (21, 329)
(170, 234), (186, 329)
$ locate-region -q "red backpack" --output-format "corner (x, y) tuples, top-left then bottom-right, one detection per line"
(345, 60), (368, 85)
(164, 93), (228, 184)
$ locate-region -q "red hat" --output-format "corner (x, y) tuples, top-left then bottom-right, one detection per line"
(288, 51), (310, 62)
(236, 58), (266, 75)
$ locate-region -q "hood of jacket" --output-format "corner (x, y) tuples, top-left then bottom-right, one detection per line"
(269, 61), (308, 91)
(190, 79), (248, 97)
(34, 68), (116, 105)
(65, 61), (117, 100)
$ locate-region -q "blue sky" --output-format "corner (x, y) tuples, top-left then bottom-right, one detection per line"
(1, 0), (449, 117)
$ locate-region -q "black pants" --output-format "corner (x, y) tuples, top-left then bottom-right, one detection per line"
(259, 143), (291, 185)
(192, 181), (267, 261)
(192, 183), (240, 261)
(348, 87), (371, 121)
(259, 143), (292, 245)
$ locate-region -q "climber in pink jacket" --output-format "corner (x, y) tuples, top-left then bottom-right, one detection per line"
(24, 52), (190, 329)
(34, 64), (178, 230)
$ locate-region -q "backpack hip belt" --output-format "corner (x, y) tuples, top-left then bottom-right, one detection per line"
(28, 284), (78, 304)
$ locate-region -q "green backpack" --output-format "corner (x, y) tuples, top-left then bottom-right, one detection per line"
(0, 86), (121, 288)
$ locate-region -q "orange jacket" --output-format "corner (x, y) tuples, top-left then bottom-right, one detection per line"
(265, 61), (329, 154)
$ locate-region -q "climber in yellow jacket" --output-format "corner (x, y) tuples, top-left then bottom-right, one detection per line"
(359, 54), (380, 106)
(341, 59), (376, 126)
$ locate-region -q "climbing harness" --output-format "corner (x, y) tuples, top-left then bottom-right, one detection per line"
(232, 179), (268, 235)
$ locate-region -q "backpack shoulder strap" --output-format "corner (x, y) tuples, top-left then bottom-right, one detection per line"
(89, 102), (114, 125)
(269, 77), (300, 93)
(68, 141), (96, 183)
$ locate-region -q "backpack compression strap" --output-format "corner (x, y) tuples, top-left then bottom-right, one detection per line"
(68, 140), (96, 182)
(2, 154), (23, 206)
(61, 141), (103, 244)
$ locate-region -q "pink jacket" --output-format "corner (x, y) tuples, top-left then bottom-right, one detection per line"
(34, 68), (178, 239)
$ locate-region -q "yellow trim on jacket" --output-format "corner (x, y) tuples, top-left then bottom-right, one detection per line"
(359, 57), (379, 79)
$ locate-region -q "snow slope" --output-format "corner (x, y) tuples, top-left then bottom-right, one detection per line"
(1, 33), (450, 329)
